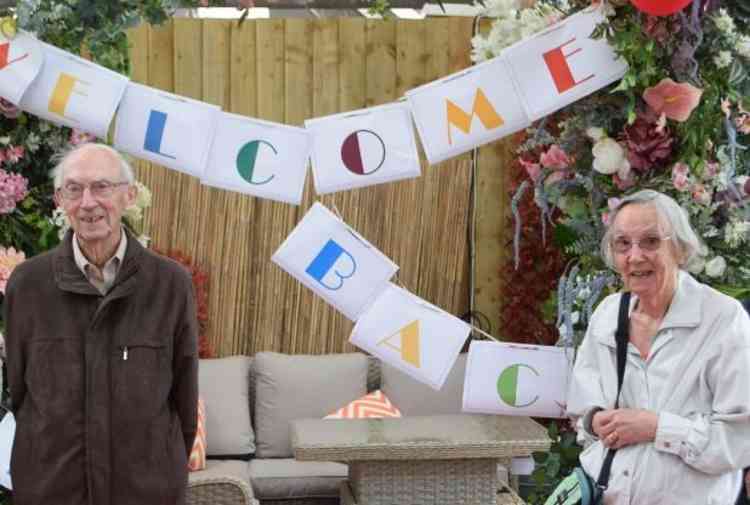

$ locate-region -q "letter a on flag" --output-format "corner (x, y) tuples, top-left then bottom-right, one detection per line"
(350, 283), (470, 390)
(407, 55), (529, 165)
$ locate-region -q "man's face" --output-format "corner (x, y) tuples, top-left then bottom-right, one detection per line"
(55, 146), (135, 250)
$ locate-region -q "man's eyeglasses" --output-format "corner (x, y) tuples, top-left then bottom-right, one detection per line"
(611, 235), (671, 254)
(58, 180), (129, 200)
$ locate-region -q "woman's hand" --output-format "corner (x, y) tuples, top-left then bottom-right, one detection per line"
(593, 408), (658, 449)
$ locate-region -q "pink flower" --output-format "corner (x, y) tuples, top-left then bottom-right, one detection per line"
(4, 145), (24, 164)
(704, 161), (719, 179)
(614, 171), (636, 190)
(0, 246), (25, 294)
(519, 158), (541, 182)
(735, 114), (750, 135)
(0, 97), (20, 119)
(540, 145), (571, 170)
(0, 169), (29, 214)
(672, 162), (690, 191)
(643, 78), (703, 122)
(69, 128), (97, 146)
(691, 183), (711, 206)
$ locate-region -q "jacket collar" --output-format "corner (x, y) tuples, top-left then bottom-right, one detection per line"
(54, 228), (146, 298)
(596, 270), (702, 347)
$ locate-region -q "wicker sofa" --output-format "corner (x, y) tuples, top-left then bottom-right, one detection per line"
(186, 352), (526, 505)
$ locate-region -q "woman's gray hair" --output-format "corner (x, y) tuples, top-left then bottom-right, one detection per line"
(50, 143), (135, 189)
(601, 189), (707, 270)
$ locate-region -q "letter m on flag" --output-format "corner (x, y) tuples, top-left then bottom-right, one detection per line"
(445, 88), (504, 145)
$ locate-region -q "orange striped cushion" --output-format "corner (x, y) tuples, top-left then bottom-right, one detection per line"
(324, 390), (402, 419)
(188, 397), (207, 471)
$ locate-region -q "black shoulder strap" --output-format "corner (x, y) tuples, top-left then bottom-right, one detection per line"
(596, 291), (631, 490)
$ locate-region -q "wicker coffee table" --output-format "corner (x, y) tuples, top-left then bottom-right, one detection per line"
(291, 414), (550, 505)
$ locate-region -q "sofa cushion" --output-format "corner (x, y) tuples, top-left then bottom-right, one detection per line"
(188, 397), (207, 471)
(199, 356), (255, 456)
(248, 459), (347, 500)
(253, 352), (368, 458)
(380, 353), (467, 416)
(324, 390), (401, 419)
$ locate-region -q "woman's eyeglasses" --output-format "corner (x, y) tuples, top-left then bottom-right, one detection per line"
(611, 235), (671, 254)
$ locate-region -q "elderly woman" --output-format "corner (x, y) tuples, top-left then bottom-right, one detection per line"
(567, 189), (750, 505)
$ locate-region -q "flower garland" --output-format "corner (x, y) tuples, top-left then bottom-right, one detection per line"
(474, 0), (750, 345)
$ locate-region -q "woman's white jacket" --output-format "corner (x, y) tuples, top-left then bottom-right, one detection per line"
(567, 271), (750, 505)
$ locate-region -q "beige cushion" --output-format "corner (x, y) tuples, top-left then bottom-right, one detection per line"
(199, 356), (255, 456)
(248, 459), (347, 500)
(253, 352), (368, 458)
(380, 353), (467, 416)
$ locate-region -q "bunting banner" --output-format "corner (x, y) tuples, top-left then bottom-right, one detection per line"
(114, 82), (221, 177)
(405, 55), (530, 165)
(271, 202), (398, 321)
(305, 102), (421, 195)
(503, 6), (628, 121)
(0, 29), (43, 105)
(19, 42), (129, 139)
(462, 340), (571, 418)
(350, 283), (470, 390)
(202, 112), (311, 205)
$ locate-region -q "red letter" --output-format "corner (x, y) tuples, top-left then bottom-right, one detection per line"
(542, 38), (595, 94)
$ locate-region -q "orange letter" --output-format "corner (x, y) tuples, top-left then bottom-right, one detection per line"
(48, 73), (89, 117)
(0, 42), (28, 70)
(542, 37), (595, 94)
(446, 88), (504, 145)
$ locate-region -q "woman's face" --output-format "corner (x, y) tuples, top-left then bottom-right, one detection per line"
(611, 204), (680, 303)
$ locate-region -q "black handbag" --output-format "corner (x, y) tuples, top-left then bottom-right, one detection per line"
(544, 291), (631, 505)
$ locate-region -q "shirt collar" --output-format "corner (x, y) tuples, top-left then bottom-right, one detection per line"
(72, 228), (128, 274)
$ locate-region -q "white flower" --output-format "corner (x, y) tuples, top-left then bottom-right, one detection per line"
(714, 51), (732, 69)
(738, 35), (750, 59)
(25, 132), (41, 152)
(724, 219), (750, 248)
(0, 136), (9, 145)
(592, 137), (630, 175)
(50, 207), (70, 240)
(134, 181), (152, 210)
(123, 205), (143, 223)
(713, 9), (736, 38)
(475, 0), (520, 18)
(705, 256), (727, 278)
(586, 127), (606, 141)
(686, 254), (705, 275)
(570, 311), (580, 325)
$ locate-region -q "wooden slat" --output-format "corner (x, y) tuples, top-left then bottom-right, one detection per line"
(127, 19), (494, 357)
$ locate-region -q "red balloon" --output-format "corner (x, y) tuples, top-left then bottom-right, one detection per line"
(630, 0), (692, 16)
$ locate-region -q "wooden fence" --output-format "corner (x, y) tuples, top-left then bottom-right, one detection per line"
(127, 18), (513, 357)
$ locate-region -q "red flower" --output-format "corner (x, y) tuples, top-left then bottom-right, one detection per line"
(643, 78), (703, 123)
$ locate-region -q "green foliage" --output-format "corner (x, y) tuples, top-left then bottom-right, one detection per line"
(523, 421), (583, 505)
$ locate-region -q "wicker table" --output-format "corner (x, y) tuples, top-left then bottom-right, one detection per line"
(292, 414), (550, 505)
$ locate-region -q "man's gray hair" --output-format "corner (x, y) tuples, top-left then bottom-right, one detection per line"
(50, 143), (135, 189)
(601, 189), (707, 270)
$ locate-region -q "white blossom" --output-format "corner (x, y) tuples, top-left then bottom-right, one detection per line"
(713, 51), (732, 69)
(586, 127), (606, 141)
(705, 256), (727, 278)
(713, 9), (736, 38)
(592, 137), (629, 175)
(724, 219), (750, 248)
(738, 35), (750, 59)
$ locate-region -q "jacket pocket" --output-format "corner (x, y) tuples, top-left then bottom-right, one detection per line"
(27, 337), (84, 420)
(111, 338), (169, 422)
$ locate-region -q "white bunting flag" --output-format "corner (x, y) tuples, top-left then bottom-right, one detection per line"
(406, 55), (530, 165)
(114, 82), (220, 177)
(350, 283), (470, 390)
(203, 113), (310, 205)
(272, 202), (398, 321)
(462, 340), (571, 418)
(19, 42), (129, 139)
(503, 6), (628, 121)
(0, 30), (43, 105)
(305, 102), (421, 195)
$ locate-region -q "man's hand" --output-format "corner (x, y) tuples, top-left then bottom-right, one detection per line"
(593, 408), (658, 449)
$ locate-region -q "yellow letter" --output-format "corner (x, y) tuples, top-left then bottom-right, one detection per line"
(377, 320), (421, 368)
(48, 73), (89, 117)
(446, 88), (504, 144)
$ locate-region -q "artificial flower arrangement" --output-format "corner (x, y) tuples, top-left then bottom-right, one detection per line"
(473, 0), (750, 348)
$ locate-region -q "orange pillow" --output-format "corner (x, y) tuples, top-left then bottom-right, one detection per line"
(324, 390), (402, 419)
(188, 397), (207, 471)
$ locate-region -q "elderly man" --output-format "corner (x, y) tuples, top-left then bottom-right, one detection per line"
(4, 143), (198, 505)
